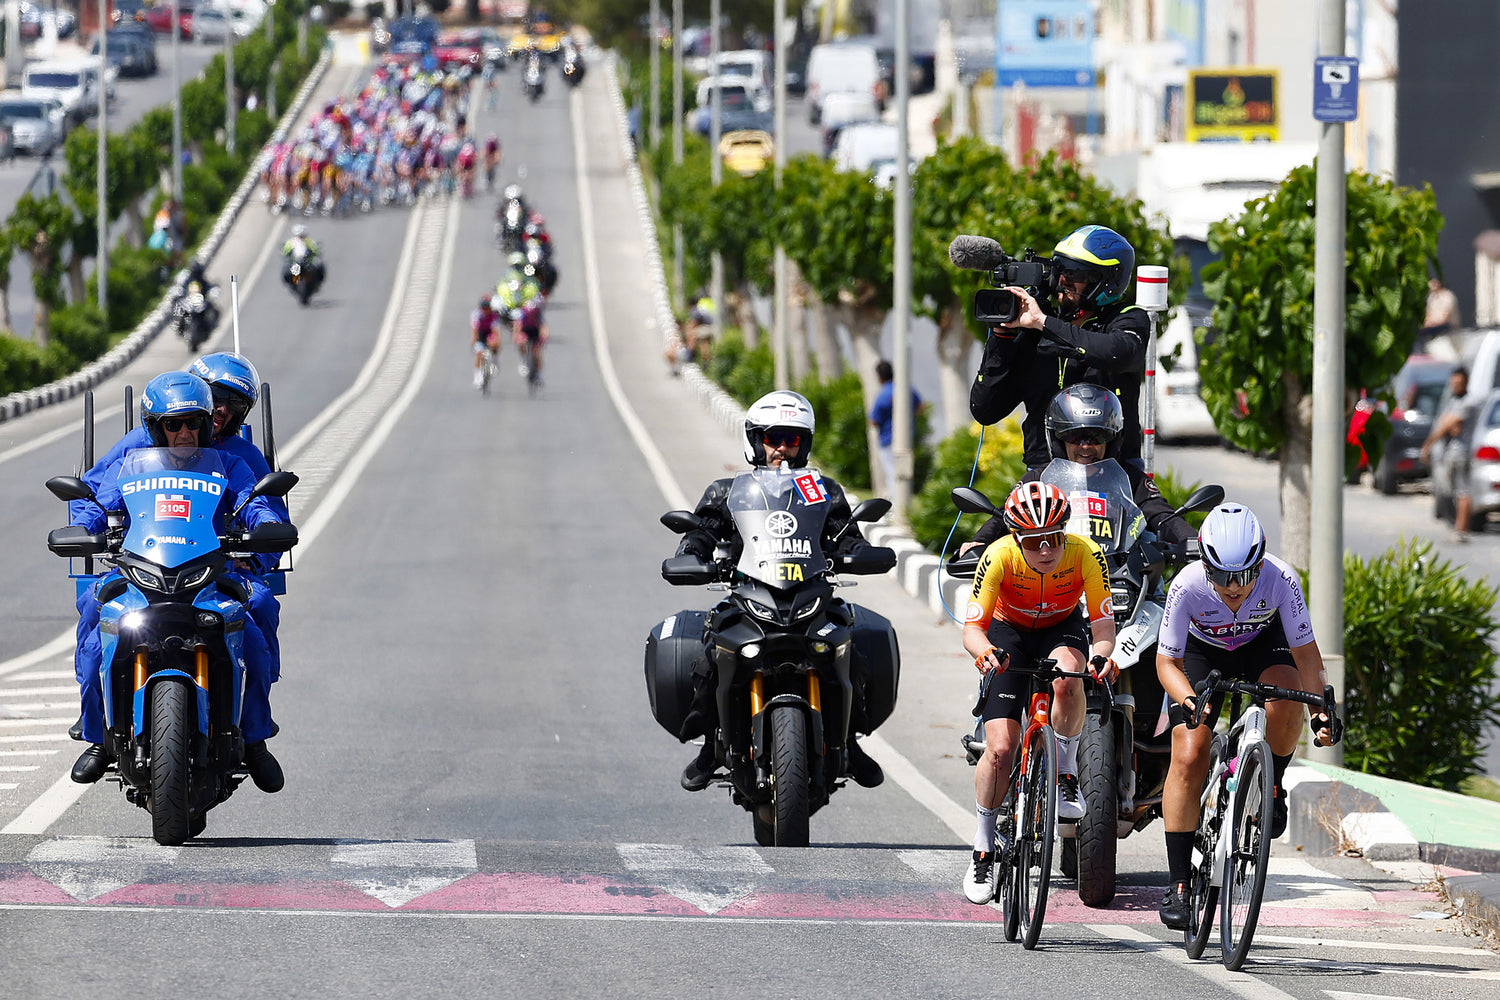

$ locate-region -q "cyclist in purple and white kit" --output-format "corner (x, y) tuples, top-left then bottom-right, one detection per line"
(1154, 503), (1342, 929)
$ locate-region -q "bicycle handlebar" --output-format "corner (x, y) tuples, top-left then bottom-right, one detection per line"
(994, 657), (1116, 719)
(1186, 669), (1339, 735)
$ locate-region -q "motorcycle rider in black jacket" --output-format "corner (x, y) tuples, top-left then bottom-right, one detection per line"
(676, 390), (893, 792)
(970, 225), (1150, 470)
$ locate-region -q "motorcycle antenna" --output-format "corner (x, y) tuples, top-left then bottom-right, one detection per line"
(230, 274), (241, 356)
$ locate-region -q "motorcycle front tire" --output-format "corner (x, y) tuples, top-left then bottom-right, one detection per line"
(766, 705), (810, 847)
(1076, 711), (1119, 907)
(149, 681), (194, 846)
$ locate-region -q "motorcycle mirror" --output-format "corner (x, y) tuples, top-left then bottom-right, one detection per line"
(850, 497), (892, 523)
(660, 509), (703, 534)
(1174, 483), (1226, 517)
(46, 475), (95, 503)
(950, 486), (999, 517)
(251, 470), (299, 499)
(208, 286), (222, 301)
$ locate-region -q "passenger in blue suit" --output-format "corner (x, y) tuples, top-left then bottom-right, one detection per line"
(68, 367), (289, 793)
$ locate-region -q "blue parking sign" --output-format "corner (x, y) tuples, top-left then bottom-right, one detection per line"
(1313, 56), (1358, 123)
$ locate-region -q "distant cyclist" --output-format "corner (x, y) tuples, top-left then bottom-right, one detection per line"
(471, 295), (503, 389)
(513, 295), (548, 386)
(482, 133), (501, 192)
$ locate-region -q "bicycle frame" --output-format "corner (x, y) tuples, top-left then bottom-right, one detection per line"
(1199, 700), (1267, 891)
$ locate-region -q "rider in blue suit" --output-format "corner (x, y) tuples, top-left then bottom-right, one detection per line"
(68, 366), (289, 792)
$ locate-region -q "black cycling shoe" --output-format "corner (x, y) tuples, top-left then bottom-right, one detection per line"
(680, 742), (717, 792)
(1270, 786), (1289, 839)
(243, 741), (284, 794)
(845, 738), (884, 788)
(70, 744), (112, 784)
(68, 716), (83, 741)
(1159, 882), (1189, 930)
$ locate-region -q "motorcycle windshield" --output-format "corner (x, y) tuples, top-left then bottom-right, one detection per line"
(728, 467), (831, 590)
(1039, 458), (1145, 557)
(115, 448), (229, 569)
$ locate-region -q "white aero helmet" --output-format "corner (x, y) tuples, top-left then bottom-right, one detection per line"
(743, 390), (815, 468)
(1198, 503), (1267, 588)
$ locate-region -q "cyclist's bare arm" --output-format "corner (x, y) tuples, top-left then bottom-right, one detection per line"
(1289, 639), (1338, 743)
(1157, 653), (1195, 713)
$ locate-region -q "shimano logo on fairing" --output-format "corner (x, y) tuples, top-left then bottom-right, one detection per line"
(122, 477), (224, 497)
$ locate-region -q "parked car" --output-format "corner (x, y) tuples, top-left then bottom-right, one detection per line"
(113, 0), (152, 25)
(21, 60), (97, 127)
(146, 0), (195, 38)
(1431, 388), (1500, 531)
(719, 129), (773, 177)
(818, 91), (880, 157)
(805, 41), (883, 125)
(93, 31), (159, 77)
(1348, 354), (1454, 493)
(0, 92), (66, 155)
(192, 6), (251, 43)
(832, 121), (898, 175)
(1153, 236), (1221, 441)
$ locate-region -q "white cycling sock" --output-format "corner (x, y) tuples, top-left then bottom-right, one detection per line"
(1055, 732), (1079, 776)
(974, 804), (1000, 854)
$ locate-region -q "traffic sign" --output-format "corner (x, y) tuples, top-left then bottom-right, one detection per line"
(1313, 56), (1359, 123)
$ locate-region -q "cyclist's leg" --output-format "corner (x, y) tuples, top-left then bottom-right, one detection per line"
(973, 622), (1032, 823)
(1160, 635), (1228, 922)
(1044, 612), (1091, 817)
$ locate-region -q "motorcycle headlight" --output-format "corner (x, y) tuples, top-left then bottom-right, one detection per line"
(126, 565), (164, 590)
(180, 565), (214, 589)
(793, 597), (823, 621)
(745, 598), (779, 622)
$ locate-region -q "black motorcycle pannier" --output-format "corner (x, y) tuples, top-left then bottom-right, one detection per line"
(644, 610), (708, 739)
(849, 604), (900, 732)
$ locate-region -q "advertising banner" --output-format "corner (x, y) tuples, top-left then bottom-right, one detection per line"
(1186, 68), (1279, 141)
(996, 0), (1094, 88)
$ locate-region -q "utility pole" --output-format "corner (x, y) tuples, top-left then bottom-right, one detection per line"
(709, 0), (723, 343)
(225, 23), (236, 153)
(96, 0), (107, 316)
(671, 0), (683, 311)
(649, 0), (660, 153)
(772, 0), (788, 389)
(890, 0), (912, 513)
(1309, 0), (1347, 766)
(171, 0), (183, 202)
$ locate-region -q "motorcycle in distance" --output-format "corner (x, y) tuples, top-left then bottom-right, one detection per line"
(647, 469), (900, 847)
(523, 56), (545, 103)
(174, 281), (221, 352)
(496, 195), (527, 252)
(948, 458), (1222, 906)
(525, 238), (557, 297)
(282, 248), (322, 306)
(561, 53), (584, 88)
(45, 396), (297, 846)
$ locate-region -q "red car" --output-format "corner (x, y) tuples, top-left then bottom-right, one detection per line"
(145, 1), (195, 39)
(433, 29), (483, 71)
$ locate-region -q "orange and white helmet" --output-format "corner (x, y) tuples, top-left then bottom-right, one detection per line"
(1002, 481), (1070, 537)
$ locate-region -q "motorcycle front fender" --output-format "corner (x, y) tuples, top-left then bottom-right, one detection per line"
(133, 670), (209, 738)
(1113, 600), (1164, 672)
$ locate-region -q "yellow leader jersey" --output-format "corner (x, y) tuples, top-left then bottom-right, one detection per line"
(964, 533), (1113, 631)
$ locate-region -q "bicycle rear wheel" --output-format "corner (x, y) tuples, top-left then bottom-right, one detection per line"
(1018, 723), (1057, 950)
(998, 790), (1020, 942)
(1220, 739), (1273, 970)
(1185, 734), (1226, 959)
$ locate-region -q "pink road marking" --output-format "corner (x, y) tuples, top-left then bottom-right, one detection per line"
(0, 866), (81, 905)
(402, 873), (705, 915)
(717, 890), (1005, 922)
(91, 880), (390, 910)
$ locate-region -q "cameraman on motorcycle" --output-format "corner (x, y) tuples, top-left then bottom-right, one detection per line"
(960, 384), (1196, 557)
(970, 225), (1149, 471)
(675, 390), (893, 792)
(66, 371), (288, 792)
(282, 224), (327, 296)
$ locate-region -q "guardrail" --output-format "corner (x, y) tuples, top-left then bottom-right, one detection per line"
(0, 43), (334, 423)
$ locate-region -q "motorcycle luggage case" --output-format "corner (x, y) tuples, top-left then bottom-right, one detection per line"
(849, 604), (900, 731)
(643, 610), (708, 739)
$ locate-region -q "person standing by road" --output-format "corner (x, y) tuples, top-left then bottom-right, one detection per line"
(868, 359), (927, 496)
(1421, 367), (1477, 542)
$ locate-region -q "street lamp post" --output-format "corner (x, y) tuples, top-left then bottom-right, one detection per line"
(171, 0), (183, 203)
(225, 20), (236, 153)
(96, 0), (108, 315)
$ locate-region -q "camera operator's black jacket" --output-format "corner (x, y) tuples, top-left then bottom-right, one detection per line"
(676, 474), (878, 565)
(970, 302), (1150, 468)
(967, 461), (1197, 550)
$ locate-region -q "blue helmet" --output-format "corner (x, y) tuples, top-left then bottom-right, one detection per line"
(141, 372), (214, 448)
(1052, 225), (1135, 315)
(190, 352), (260, 440)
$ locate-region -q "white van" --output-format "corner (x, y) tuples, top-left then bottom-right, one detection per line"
(22, 59), (97, 126)
(805, 41), (882, 126)
(832, 122), (898, 175)
(712, 49), (770, 93)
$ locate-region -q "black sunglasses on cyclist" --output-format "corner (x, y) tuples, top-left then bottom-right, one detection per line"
(764, 430), (802, 449)
(1204, 563), (1261, 588)
(1061, 429), (1111, 446)
(161, 416), (206, 433)
(1017, 530), (1065, 550)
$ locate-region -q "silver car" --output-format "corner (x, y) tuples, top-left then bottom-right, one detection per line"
(0, 94), (65, 155)
(1432, 388), (1500, 531)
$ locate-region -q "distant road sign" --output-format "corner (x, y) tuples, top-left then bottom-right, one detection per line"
(1313, 56), (1359, 123)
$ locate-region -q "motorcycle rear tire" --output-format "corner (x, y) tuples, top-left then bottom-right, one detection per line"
(1076, 711), (1119, 907)
(767, 705), (810, 847)
(299, 281), (313, 306)
(149, 681), (193, 846)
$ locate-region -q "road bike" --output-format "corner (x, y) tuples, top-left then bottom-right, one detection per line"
(475, 342), (497, 395)
(1183, 670), (1337, 970)
(963, 658), (1110, 950)
(518, 337), (541, 395)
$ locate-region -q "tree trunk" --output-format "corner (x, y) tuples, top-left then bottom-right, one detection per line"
(935, 301), (978, 435)
(0, 282), (12, 334)
(787, 261), (810, 383)
(32, 297), (51, 349)
(808, 297), (840, 381)
(125, 200), (145, 248)
(734, 284), (759, 349)
(67, 254), (86, 306)
(1278, 369), (1314, 569)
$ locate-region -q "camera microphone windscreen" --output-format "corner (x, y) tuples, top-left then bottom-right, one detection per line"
(948, 235), (1007, 271)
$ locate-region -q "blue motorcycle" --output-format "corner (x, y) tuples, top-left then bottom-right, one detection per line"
(47, 438), (296, 846)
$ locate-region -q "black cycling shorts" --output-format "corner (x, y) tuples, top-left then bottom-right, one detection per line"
(520, 326), (542, 343)
(1166, 621), (1296, 729)
(974, 608), (1090, 725)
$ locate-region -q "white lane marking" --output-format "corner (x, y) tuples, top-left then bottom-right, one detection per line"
(26, 836), (182, 901)
(332, 839), (479, 908)
(0, 766), (40, 772)
(0, 718), (73, 728)
(0, 633), (75, 682)
(0, 750), (59, 757)
(0, 734), (73, 744)
(2, 671), (74, 682)
(1255, 954), (1500, 981)
(617, 843), (773, 915)
(1256, 934), (1492, 956)
(1323, 992), (1418, 1000)
(0, 685), (82, 696)
(0, 402), (125, 467)
(897, 849), (965, 884)
(572, 80), (976, 849)
(0, 784), (16, 790)
(1087, 924), (1298, 1000)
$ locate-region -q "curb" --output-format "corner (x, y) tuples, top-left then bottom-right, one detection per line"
(0, 44), (335, 424)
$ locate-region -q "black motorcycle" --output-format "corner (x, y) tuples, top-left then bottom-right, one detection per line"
(525, 237), (557, 297)
(561, 55), (584, 88)
(648, 469), (899, 847)
(174, 280), (221, 351)
(523, 58), (544, 102)
(948, 460), (1222, 906)
(282, 253), (323, 306)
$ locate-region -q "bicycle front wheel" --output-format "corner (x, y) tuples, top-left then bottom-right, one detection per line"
(1018, 723), (1057, 950)
(1220, 739), (1273, 970)
(1185, 734), (1226, 959)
